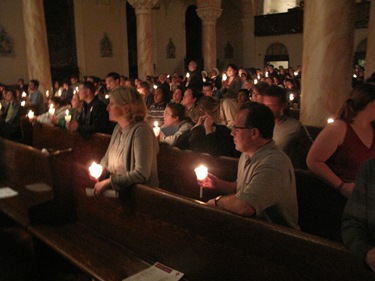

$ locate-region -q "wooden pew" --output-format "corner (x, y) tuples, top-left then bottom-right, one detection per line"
(28, 162), (375, 281)
(0, 138), (54, 226)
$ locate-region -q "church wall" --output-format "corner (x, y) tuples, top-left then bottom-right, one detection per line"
(151, 0), (187, 76)
(74, 0), (128, 79)
(0, 0), (29, 85)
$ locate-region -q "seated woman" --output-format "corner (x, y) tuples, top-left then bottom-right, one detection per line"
(32, 97), (71, 126)
(93, 87), (159, 195)
(177, 96), (240, 158)
(59, 93), (83, 128)
(159, 103), (193, 146)
(307, 83), (375, 198)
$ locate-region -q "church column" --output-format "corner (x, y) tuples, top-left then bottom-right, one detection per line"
(196, 3), (222, 71)
(241, 0), (255, 67)
(301, 0), (355, 126)
(23, 0), (52, 95)
(365, 0), (375, 78)
(128, 0), (158, 80)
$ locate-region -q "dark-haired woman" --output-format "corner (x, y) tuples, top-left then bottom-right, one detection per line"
(160, 103), (193, 146)
(307, 83), (375, 198)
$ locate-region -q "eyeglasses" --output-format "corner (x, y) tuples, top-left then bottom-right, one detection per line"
(232, 125), (252, 130)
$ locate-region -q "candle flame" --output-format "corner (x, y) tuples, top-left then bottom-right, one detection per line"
(194, 165), (208, 181)
(89, 162), (103, 179)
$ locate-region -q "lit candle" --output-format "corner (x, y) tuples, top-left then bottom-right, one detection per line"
(75, 86), (79, 92)
(57, 89), (62, 97)
(153, 121), (160, 137)
(265, 72), (269, 78)
(73, 90), (76, 95)
(294, 71), (298, 76)
(89, 162), (103, 180)
(194, 165), (208, 199)
(46, 90), (49, 97)
(105, 94), (110, 99)
(327, 118), (334, 123)
(0, 103), (2, 110)
(22, 92), (27, 98)
(222, 73), (227, 81)
(289, 93), (295, 101)
(257, 75), (260, 80)
(65, 109), (71, 122)
(254, 79), (258, 85)
(48, 104), (55, 115)
(21, 101), (26, 107)
(353, 74), (357, 78)
(153, 85), (157, 90)
(27, 110), (34, 119)
(186, 73), (190, 79)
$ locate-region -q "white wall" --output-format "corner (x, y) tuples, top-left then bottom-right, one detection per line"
(0, 0), (28, 85)
(74, 0), (128, 78)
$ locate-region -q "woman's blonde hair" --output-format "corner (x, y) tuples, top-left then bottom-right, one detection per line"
(197, 96), (220, 122)
(336, 83), (375, 123)
(110, 87), (146, 123)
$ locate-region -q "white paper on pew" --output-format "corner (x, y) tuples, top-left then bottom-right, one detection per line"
(0, 187), (18, 199)
(123, 262), (184, 281)
(85, 188), (119, 198)
(25, 182), (52, 192)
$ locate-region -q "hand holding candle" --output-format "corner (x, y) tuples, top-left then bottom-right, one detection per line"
(153, 121), (160, 137)
(194, 165), (208, 199)
(89, 162), (103, 180)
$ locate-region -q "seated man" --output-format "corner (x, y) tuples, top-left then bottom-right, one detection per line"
(202, 102), (299, 229)
(67, 81), (112, 135)
(342, 158), (375, 272)
(261, 85), (301, 162)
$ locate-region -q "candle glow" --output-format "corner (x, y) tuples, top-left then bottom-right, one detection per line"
(27, 110), (34, 119)
(186, 73), (190, 79)
(194, 165), (208, 199)
(48, 104), (55, 115)
(222, 74), (227, 81)
(327, 118), (335, 123)
(21, 101), (26, 107)
(153, 121), (160, 137)
(89, 162), (103, 180)
(22, 92), (27, 98)
(65, 109), (71, 122)
(289, 93), (295, 101)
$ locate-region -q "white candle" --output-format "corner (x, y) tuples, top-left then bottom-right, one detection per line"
(294, 71), (298, 76)
(153, 85), (157, 90)
(0, 103), (2, 110)
(222, 74), (227, 81)
(27, 110), (34, 119)
(257, 75), (260, 80)
(65, 109), (71, 122)
(186, 73), (190, 79)
(22, 92), (27, 98)
(153, 121), (160, 137)
(254, 79), (258, 85)
(194, 165), (208, 199)
(48, 104), (55, 115)
(89, 162), (103, 180)
(289, 93), (295, 101)
(73, 90), (76, 95)
(21, 101), (26, 107)
(46, 90), (49, 97)
(265, 72), (269, 78)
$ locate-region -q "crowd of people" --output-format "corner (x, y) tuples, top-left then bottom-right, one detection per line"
(1, 62), (375, 273)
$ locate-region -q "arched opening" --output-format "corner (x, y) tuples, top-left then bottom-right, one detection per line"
(126, 2), (137, 78)
(263, 0), (299, 14)
(354, 38), (367, 68)
(264, 42), (289, 69)
(185, 5), (202, 68)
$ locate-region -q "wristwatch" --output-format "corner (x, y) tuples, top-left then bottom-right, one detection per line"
(214, 195), (222, 206)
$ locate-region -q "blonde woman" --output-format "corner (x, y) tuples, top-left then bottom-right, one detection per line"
(94, 87), (159, 195)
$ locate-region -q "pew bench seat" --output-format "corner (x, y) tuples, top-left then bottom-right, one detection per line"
(29, 222), (151, 281)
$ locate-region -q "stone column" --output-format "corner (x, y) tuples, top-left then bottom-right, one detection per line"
(365, 0), (375, 79)
(301, 0), (355, 126)
(23, 0), (52, 95)
(196, 2), (222, 71)
(241, 0), (255, 67)
(128, 0), (158, 80)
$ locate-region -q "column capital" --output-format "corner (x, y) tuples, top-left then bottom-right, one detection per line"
(196, 7), (222, 25)
(128, 0), (159, 14)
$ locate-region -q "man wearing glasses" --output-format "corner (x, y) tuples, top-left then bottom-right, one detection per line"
(202, 102), (299, 229)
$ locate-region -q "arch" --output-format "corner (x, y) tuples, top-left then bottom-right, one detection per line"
(185, 5), (202, 68)
(264, 42), (289, 68)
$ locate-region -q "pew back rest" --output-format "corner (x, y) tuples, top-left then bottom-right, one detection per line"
(0, 138), (53, 187)
(32, 123), (111, 166)
(295, 168), (347, 242)
(69, 161), (373, 280)
(157, 143), (238, 200)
